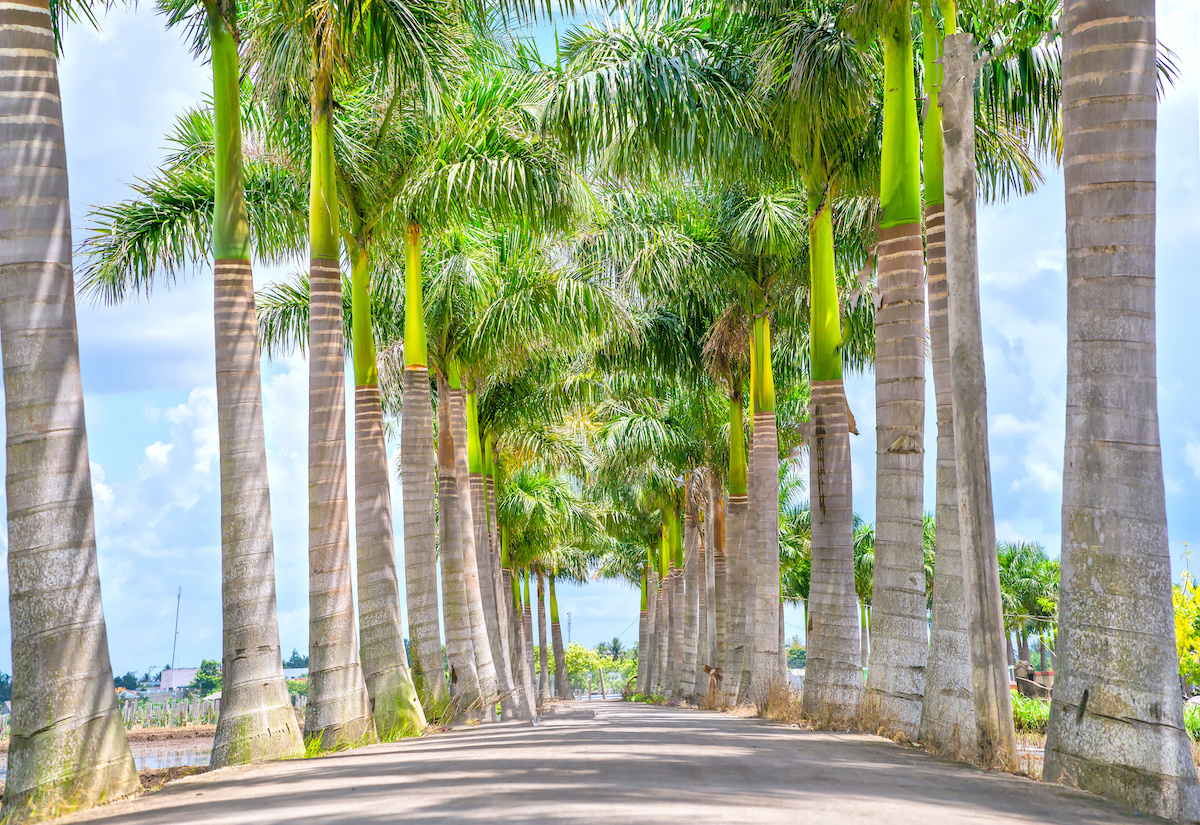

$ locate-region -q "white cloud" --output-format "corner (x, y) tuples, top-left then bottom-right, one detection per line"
(1186, 441), (1200, 479)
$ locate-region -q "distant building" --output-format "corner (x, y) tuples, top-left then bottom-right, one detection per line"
(160, 667), (199, 691)
(282, 668), (308, 680)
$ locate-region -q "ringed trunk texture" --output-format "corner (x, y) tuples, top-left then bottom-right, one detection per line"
(667, 563), (684, 699)
(400, 368), (448, 707)
(354, 384), (426, 738)
(550, 578), (571, 700)
(523, 576), (536, 709)
(305, 259), (373, 747)
(471, 471), (522, 719)
(449, 389), (499, 717)
(0, 3), (140, 808)
(1041, 6), (1200, 818)
(645, 568), (659, 693)
(751, 411), (781, 696)
(510, 572), (535, 713)
(863, 220), (928, 739)
(703, 487), (717, 671)
(681, 496), (701, 700)
(637, 570), (649, 693)
(801, 380), (862, 727)
(435, 373), (481, 715)
(536, 572), (552, 706)
(655, 575), (670, 696)
(722, 495), (749, 705)
(713, 497), (728, 699)
(941, 34), (1017, 769)
(917, 199), (976, 756)
(212, 260), (304, 767)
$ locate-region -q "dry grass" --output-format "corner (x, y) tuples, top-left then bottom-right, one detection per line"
(754, 680), (809, 727)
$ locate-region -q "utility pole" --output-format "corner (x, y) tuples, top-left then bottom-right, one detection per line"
(170, 586), (181, 669)
(567, 612), (572, 646)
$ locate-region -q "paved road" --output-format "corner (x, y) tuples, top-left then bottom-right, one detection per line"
(60, 701), (1162, 824)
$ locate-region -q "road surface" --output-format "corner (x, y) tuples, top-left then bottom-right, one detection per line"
(59, 700), (1163, 824)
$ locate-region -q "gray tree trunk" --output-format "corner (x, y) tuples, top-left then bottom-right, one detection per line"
(522, 578), (536, 709)
(211, 259), (304, 767)
(435, 372), (481, 716)
(305, 260), (373, 748)
(681, 493), (701, 700)
(917, 193), (977, 757)
(472, 468), (524, 719)
(354, 384), (426, 739)
(0, 5), (140, 808)
(483, 473), (523, 718)
(401, 368), (449, 708)
(722, 494), (749, 705)
(801, 380), (862, 727)
(1041, 6), (1200, 818)
(863, 216), (928, 740)
(655, 574), (670, 696)
(637, 569), (649, 693)
(449, 389), (499, 719)
(550, 578), (571, 700)
(751, 411), (781, 698)
(667, 561), (685, 699)
(713, 496), (728, 700)
(704, 486), (717, 671)
(509, 571), (536, 714)
(536, 571), (552, 706)
(645, 568), (659, 693)
(941, 34), (1017, 770)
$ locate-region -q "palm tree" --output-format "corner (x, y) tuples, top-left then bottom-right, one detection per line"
(1043, 3), (1198, 801)
(549, 575), (572, 700)
(79, 0), (308, 767)
(0, 1), (140, 814)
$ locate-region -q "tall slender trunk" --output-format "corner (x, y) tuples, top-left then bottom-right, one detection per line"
(645, 560), (659, 693)
(681, 488), (701, 701)
(704, 485), (717, 671)
(510, 565), (535, 713)
(723, 388), (749, 705)
(1017, 632), (1030, 665)
(467, 398), (524, 720)
(1043, 6), (1199, 814)
(941, 33), (1017, 769)
(637, 568), (650, 693)
(918, 4), (976, 758)
(436, 370), (481, 715)
(523, 572), (537, 709)
(486, 445), (515, 691)
(666, 507), (685, 698)
(800, 187), (862, 728)
(0, 2), (139, 810)
(400, 228), (449, 709)
(860, 603), (870, 666)
(550, 577), (571, 700)
(447, 375), (498, 718)
(206, 11), (302, 767)
(536, 571), (552, 706)
(713, 496), (728, 699)
(864, 5), (928, 740)
(655, 546), (670, 696)
(349, 240), (426, 740)
(305, 71), (373, 748)
(750, 313), (781, 696)
(742, 348), (758, 702)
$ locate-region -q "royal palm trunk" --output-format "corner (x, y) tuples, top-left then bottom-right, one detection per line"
(550, 576), (571, 700)
(918, 5), (976, 757)
(536, 571), (552, 706)
(713, 496), (728, 699)
(750, 313), (781, 695)
(941, 33), (1017, 768)
(0, 1), (140, 810)
(1042, 3), (1199, 816)
(350, 243), (426, 739)
(637, 568), (650, 692)
(485, 442), (515, 685)
(666, 507), (685, 698)
(681, 487), (701, 700)
(703, 486), (717, 671)
(645, 558), (659, 692)
(206, 12), (304, 766)
(436, 370), (482, 714)
(523, 572), (537, 707)
(305, 67), (373, 748)
(400, 226), (449, 709)
(469, 395), (524, 719)
(448, 374), (499, 717)
(801, 187), (862, 727)
(654, 538), (670, 696)
(722, 390), (749, 704)
(510, 562), (535, 712)
(864, 5), (928, 739)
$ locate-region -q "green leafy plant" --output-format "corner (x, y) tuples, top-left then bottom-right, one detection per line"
(187, 660), (222, 698)
(1010, 692), (1050, 734)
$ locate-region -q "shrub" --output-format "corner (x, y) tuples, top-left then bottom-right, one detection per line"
(1011, 692), (1050, 734)
(625, 692), (668, 705)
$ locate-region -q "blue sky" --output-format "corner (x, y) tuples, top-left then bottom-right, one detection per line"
(0, 4), (1195, 675)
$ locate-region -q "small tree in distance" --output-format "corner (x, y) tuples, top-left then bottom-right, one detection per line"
(188, 660), (223, 697)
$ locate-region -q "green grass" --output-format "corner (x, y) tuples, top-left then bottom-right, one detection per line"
(1184, 702), (1200, 742)
(1011, 692), (1050, 734)
(625, 692), (668, 706)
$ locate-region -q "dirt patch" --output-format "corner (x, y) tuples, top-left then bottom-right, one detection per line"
(127, 725), (216, 744)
